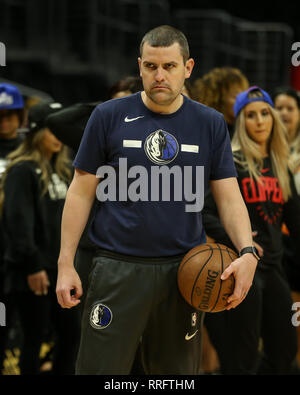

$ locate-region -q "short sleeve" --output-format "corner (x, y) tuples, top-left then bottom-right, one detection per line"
(72, 105), (107, 174)
(210, 115), (237, 180)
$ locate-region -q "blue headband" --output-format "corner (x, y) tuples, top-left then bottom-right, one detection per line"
(233, 86), (274, 117)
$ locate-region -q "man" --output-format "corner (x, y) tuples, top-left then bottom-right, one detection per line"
(56, 25), (259, 375)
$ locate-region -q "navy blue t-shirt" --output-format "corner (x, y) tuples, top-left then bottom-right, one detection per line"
(73, 92), (237, 257)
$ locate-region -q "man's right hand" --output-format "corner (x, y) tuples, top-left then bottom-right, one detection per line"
(56, 265), (83, 308)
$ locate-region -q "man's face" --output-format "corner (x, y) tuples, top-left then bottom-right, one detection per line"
(0, 110), (20, 139)
(138, 42), (194, 107)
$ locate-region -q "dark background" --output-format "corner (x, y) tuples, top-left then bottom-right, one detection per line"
(0, 0), (299, 104)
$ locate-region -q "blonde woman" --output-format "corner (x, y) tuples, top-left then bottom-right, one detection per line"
(0, 102), (80, 375)
(203, 86), (300, 374)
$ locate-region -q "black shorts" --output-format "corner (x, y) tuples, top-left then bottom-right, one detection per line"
(76, 251), (204, 375)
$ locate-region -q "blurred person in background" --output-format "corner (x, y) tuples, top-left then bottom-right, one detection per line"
(0, 102), (81, 375)
(273, 87), (300, 368)
(0, 83), (25, 374)
(273, 88), (300, 192)
(193, 67), (249, 138)
(0, 83), (25, 174)
(109, 76), (143, 99)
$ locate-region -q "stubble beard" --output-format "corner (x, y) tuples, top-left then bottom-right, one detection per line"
(145, 87), (181, 107)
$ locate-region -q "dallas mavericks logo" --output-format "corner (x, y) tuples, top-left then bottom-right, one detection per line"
(144, 129), (179, 164)
(90, 303), (113, 330)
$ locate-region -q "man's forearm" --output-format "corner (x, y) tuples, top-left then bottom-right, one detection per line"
(218, 198), (253, 252)
(58, 188), (95, 267)
(211, 178), (253, 252)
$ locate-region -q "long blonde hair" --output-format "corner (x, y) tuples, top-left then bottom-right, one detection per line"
(0, 128), (72, 215)
(232, 90), (291, 201)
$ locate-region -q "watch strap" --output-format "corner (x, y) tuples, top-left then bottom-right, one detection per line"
(239, 246), (260, 260)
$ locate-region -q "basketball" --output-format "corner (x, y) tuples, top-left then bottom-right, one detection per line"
(177, 243), (238, 312)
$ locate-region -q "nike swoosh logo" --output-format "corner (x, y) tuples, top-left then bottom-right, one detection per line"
(185, 330), (198, 341)
(124, 116), (144, 122)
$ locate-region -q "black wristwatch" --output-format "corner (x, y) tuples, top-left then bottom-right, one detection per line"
(239, 246), (260, 260)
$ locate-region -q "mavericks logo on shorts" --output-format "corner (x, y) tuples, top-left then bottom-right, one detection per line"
(191, 312), (197, 327)
(144, 129), (179, 165)
(90, 303), (113, 329)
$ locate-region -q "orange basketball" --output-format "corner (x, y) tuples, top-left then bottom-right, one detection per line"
(177, 243), (237, 312)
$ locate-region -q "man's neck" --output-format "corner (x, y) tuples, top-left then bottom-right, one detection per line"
(141, 91), (184, 114)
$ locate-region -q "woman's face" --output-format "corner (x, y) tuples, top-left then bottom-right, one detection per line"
(274, 94), (300, 139)
(244, 101), (273, 149)
(40, 128), (63, 158)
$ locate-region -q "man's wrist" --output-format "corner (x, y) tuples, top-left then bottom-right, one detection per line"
(57, 254), (75, 269)
(240, 252), (258, 264)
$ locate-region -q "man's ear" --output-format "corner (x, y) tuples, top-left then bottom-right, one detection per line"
(185, 58), (195, 79)
(138, 57), (142, 77)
